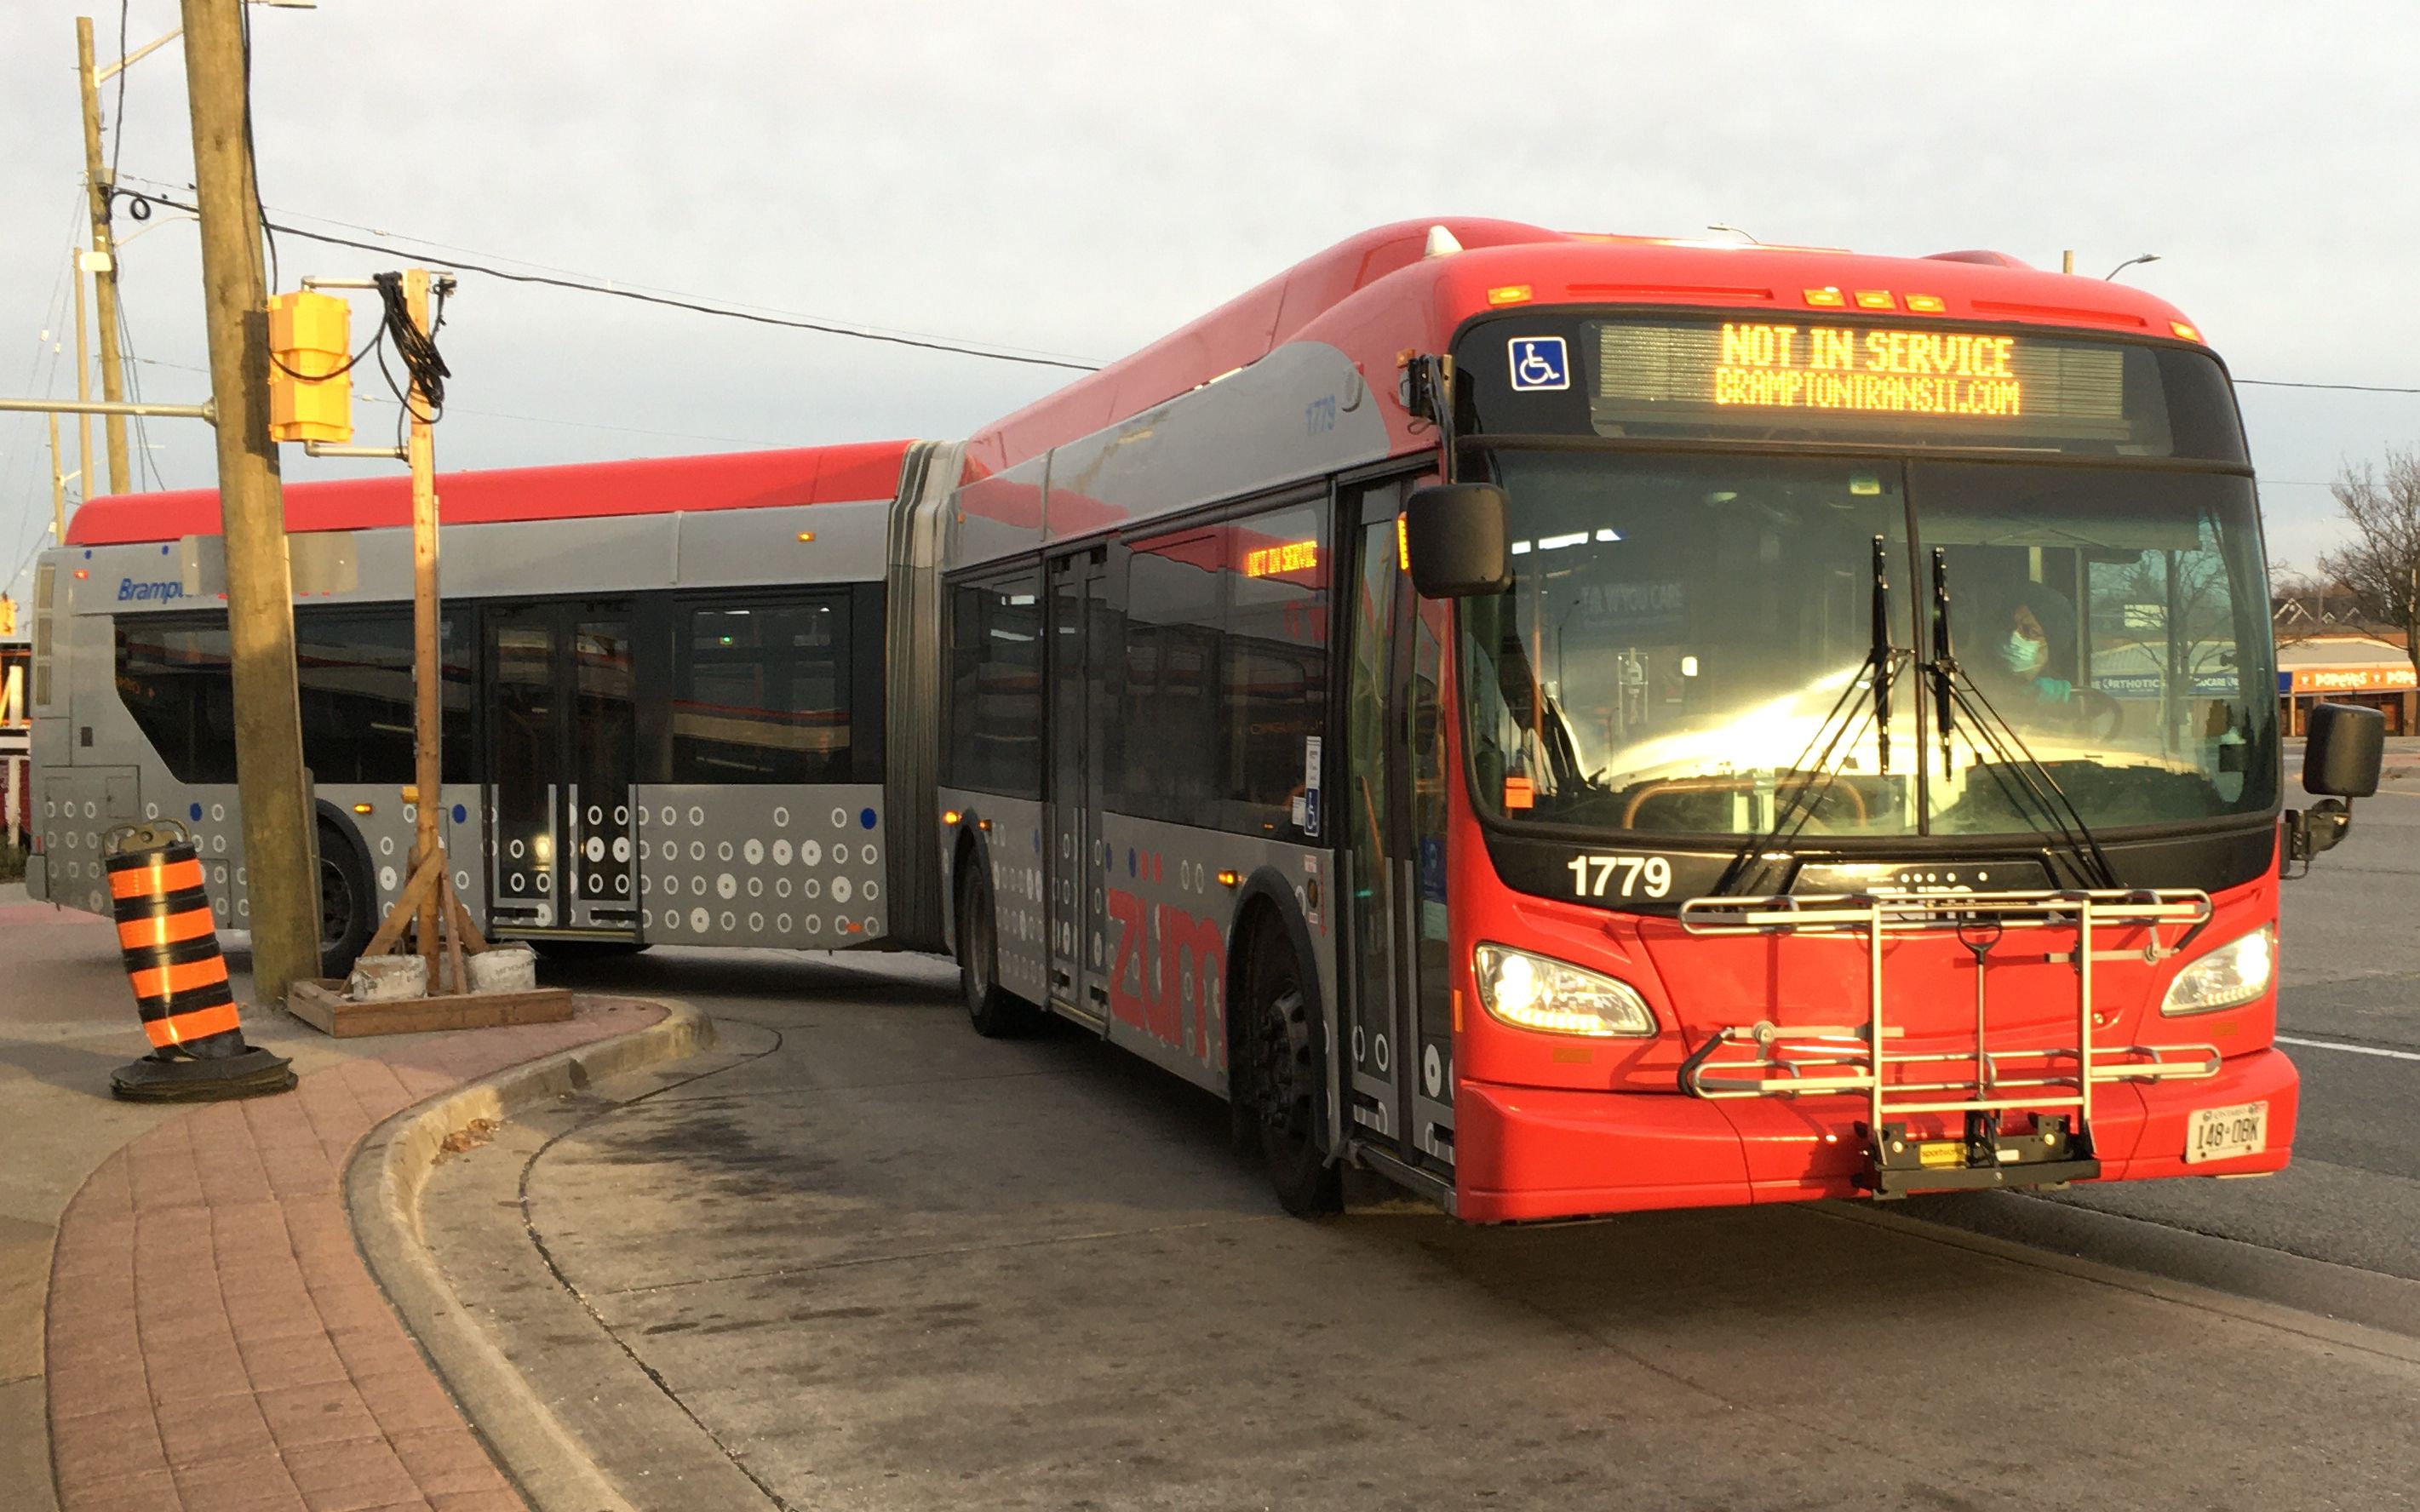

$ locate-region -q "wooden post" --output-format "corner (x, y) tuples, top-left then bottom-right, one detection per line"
(405, 268), (443, 987)
(48, 414), (66, 545)
(180, 0), (320, 1009)
(75, 16), (132, 496)
(71, 249), (93, 507)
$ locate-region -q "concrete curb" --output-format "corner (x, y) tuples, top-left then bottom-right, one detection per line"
(344, 996), (718, 1512)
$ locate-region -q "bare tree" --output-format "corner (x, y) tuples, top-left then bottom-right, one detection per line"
(2315, 447), (2420, 680)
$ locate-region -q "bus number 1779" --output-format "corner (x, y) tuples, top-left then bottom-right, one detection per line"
(1568, 853), (1673, 900)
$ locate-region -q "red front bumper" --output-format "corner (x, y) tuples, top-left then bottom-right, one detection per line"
(1453, 1046), (2298, 1223)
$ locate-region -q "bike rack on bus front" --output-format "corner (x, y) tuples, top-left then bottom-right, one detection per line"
(1674, 890), (2221, 1198)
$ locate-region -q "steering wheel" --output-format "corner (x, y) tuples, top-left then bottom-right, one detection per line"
(2076, 687), (2125, 742)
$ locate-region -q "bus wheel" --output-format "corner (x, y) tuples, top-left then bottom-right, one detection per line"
(1245, 921), (1341, 1217)
(958, 860), (1034, 1038)
(317, 820), (374, 976)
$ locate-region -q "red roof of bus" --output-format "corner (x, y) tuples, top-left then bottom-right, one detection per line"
(966, 218), (2210, 476)
(63, 440), (915, 547)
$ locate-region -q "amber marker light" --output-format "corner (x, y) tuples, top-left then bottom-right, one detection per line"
(1216, 869), (1242, 888)
(1905, 293), (1946, 313)
(1804, 287), (1846, 307)
(1487, 284), (1534, 306)
(73, 569), (89, 580)
(943, 810), (962, 826)
(1854, 289), (1894, 311)
(352, 803), (375, 815)
(796, 530), (816, 542)
(2171, 321), (2202, 341)
(1396, 514), (1410, 571)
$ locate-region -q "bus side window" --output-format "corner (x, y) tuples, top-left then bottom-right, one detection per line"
(1120, 531), (1221, 822)
(945, 573), (1043, 801)
(114, 616), (237, 785)
(672, 598), (852, 785)
(1220, 501), (1328, 837)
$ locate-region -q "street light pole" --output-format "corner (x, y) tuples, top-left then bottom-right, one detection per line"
(75, 15), (133, 497)
(2106, 254), (2161, 282)
(179, 0), (319, 1008)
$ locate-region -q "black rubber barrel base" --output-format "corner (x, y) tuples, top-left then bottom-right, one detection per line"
(111, 1045), (297, 1102)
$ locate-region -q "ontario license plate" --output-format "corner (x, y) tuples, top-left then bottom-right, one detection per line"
(2184, 1101), (2268, 1166)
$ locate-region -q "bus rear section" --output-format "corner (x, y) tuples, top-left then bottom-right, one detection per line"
(26, 440), (959, 967)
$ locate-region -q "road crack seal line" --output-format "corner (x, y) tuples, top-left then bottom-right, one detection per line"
(515, 1010), (808, 1512)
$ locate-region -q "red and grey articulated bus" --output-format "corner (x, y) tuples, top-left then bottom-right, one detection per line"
(922, 218), (2381, 1221)
(29, 218), (2383, 1223)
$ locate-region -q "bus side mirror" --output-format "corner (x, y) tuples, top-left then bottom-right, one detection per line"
(1404, 484), (1511, 598)
(2303, 702), (2384, 798)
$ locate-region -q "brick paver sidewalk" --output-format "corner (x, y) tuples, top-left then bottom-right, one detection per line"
(45, 999), (663, 1511)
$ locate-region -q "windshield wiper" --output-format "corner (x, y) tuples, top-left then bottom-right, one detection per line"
(1924, 548), (2119, 890)
(1716, 535), (1906, 895)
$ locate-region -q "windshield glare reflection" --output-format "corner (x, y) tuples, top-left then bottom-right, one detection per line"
(1463, 453), (2279, 839)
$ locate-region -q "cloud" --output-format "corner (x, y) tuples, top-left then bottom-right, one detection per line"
(3, 0), (2415, 598)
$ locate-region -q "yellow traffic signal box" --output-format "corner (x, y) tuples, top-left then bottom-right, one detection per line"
(266, 291), (353, 444)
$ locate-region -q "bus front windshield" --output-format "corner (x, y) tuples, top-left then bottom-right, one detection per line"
(1460, 452), (2279, 839)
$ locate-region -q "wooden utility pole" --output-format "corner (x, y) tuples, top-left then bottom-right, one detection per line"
(49, 414), (68, 545)
(71, 253), (94, 507)
(344, 266), (487, 998)
(405, 269), (443, 988)
(180, 0), (319, 1007)
(75, 16), (132, 497)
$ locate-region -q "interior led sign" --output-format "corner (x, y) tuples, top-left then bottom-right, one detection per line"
(1244, 540), (1319, 577)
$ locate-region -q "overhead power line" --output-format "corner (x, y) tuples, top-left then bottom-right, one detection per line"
(93, 178), (2420, 392)
(116, 186), (1103, 373)
(2235, 379), (2420, 396)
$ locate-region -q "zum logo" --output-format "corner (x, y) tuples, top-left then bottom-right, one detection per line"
(1106, 887), (1225, 1065)
(117, 577), (184, 603)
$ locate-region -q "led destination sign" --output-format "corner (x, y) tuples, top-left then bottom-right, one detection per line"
(1583, 318), (2136, 443)
(1710, 324), (2023, 417)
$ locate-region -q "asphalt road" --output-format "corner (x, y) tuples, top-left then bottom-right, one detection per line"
(424, 919), (2420, 1511)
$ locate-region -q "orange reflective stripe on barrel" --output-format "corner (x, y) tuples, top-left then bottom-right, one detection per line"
(109, 854), (206, 902)
(127, 953), (230, 1003)
(143, 1001), (244, 1050)
(116, 907), (218, 953)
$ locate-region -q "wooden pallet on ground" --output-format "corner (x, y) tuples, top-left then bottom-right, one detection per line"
(284, 977), (573, 1038)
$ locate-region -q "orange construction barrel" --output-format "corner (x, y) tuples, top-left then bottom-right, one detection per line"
(103, 822), (295, 1102)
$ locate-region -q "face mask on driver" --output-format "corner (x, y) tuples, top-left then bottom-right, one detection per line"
(2000, 629), (2046, 677)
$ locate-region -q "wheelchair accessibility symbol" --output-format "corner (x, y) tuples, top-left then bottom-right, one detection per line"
(1508, 335), (1569, 392)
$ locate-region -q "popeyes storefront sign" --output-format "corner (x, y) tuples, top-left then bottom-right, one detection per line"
(2291, 667), (2418, 694)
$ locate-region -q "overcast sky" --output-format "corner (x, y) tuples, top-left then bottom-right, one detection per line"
(4, 1), (2415, 605)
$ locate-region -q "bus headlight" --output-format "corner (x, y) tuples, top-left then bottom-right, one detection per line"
(1472, 944), (1655, 1038)
(2160, 926), (2274, 1016)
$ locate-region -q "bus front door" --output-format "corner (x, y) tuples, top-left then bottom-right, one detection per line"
(485, 603), (639, 941)
(1344, 486), (1456, 1182)
(1046, 548), (1111, 1027)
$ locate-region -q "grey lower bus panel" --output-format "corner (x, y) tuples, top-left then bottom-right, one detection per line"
(632, 784), (891, 949)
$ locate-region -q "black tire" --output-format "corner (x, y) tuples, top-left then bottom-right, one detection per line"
(957, 852), (1035, 1038)
(1242, 917), (1341, 1217)
(316, 819), (374, 977)
(530, 939), (652, 961)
